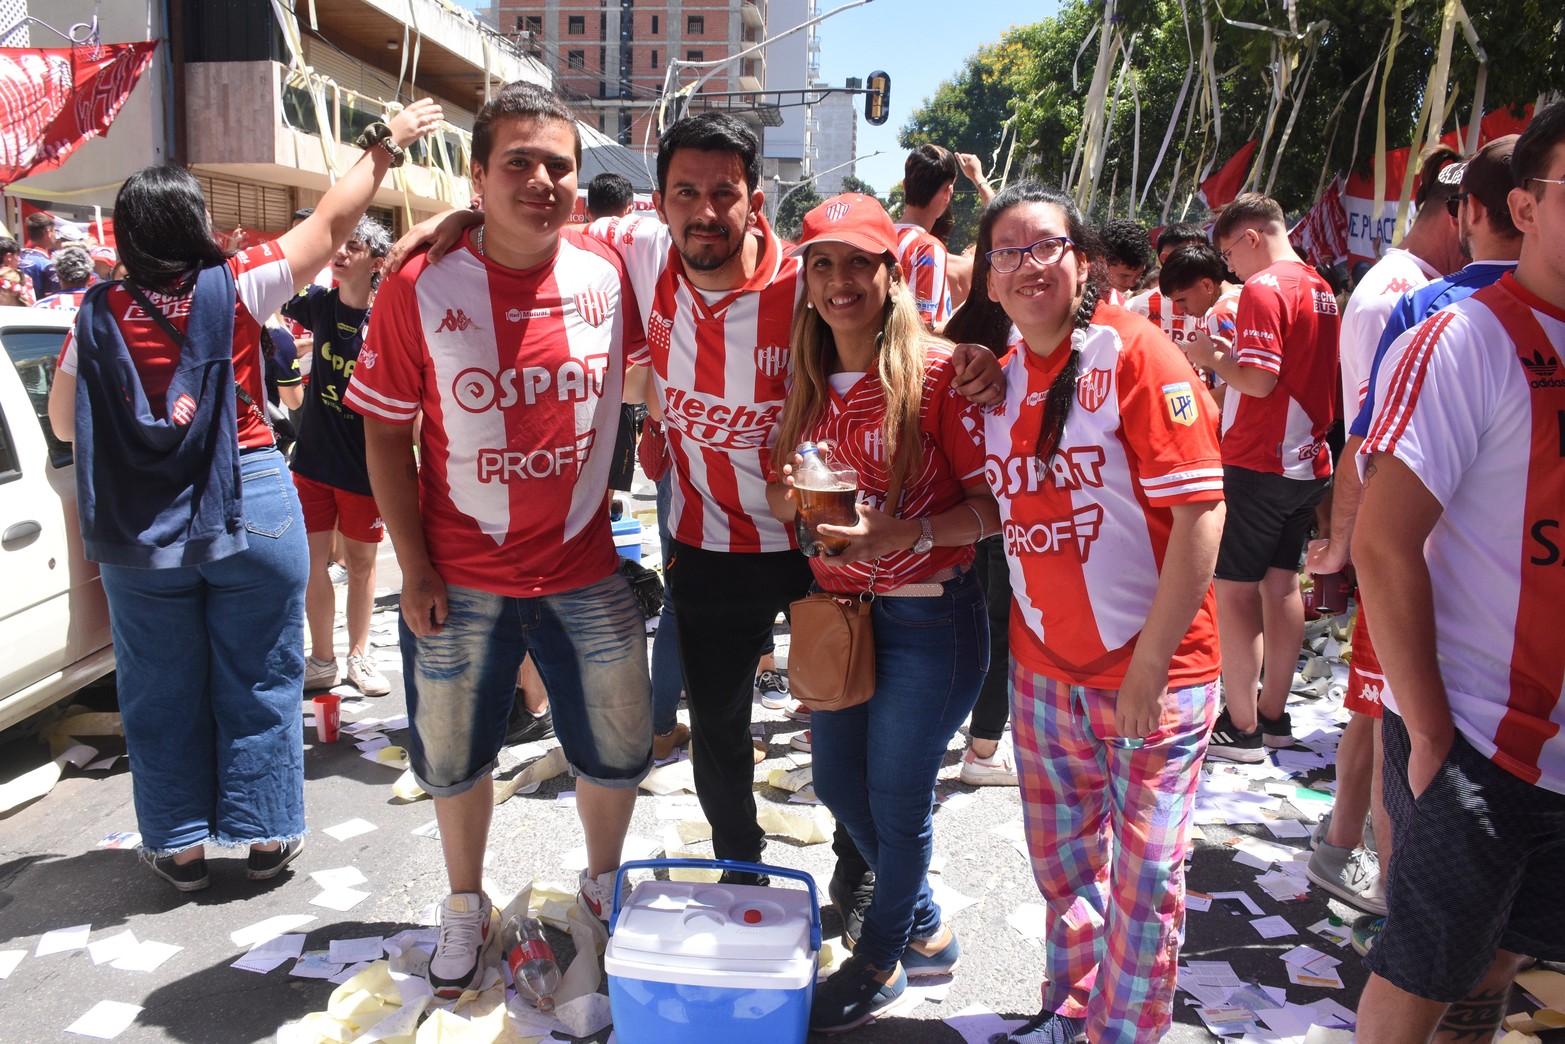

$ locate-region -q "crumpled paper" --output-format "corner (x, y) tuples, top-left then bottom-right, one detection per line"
(494, 747), (568, 805)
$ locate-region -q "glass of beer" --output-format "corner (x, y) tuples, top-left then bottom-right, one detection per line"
(793, 441), (859, 557)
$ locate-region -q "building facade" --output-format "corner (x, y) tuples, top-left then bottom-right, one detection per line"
(487, 0), (767, 151)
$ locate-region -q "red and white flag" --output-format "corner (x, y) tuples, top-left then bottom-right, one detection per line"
(0, 40), (158, 187)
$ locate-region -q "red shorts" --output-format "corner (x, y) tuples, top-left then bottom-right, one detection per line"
(293, 473), (385, 544)
(1343, 608), (1385, 719)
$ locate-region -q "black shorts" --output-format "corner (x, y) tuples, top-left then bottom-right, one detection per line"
(1214, 466), (1327, 582)
(1368, 710), (1565, 1001)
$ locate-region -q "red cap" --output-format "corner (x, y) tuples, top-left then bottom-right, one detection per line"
(89, 246), (117, 264)
(789, 193), (899, 258)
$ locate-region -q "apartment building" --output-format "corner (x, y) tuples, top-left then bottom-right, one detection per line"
(4, 0), (548, 239)
(487, 1), (768, 150)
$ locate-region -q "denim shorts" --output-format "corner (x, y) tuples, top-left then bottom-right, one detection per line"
(400, 570), (652, 796)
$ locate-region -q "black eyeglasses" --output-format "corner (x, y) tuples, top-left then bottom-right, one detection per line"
(986, 236), (1074, 274)
(1445, 192), (1469, 217)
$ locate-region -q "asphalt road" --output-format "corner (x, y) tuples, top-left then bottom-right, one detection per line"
(0, 477), (1552, 1043)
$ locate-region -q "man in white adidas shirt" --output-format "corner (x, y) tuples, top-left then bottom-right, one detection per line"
(351, 84), (651, 998)
(1352, 100), (1565, 1043)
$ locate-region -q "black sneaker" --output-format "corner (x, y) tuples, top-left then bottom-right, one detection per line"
(1259, 710), (1294, 749)
(505, 698), (555, 746)
(828, 869), (876, 949)
(997, 1010), (1087, 1043)
(718, 868), (771, 887)
(141, 850), (210, 892)
(247, 839), (304, 881)
(1206, 709), (1266, 763)
(809, 954), (907, 1033)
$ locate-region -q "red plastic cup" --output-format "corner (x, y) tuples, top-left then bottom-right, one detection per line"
(312, 694), (341, 743)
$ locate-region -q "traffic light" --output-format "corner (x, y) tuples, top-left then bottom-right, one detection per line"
(864, 71), (890, 126)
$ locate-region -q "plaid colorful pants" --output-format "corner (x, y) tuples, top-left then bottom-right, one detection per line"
(1011, 662), (1217, 1044)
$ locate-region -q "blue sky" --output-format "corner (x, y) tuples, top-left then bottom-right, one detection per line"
(810, 1), (1053, 194)
(453, 1), (1048, 195)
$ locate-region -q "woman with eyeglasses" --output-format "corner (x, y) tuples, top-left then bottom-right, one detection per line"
(971, 182), (1226, 1044)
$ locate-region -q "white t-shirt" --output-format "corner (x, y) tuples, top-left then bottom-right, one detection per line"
(1339, 247), (1439, 415)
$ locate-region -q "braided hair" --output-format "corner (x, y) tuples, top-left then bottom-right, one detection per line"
(973, 182), (1106, 470)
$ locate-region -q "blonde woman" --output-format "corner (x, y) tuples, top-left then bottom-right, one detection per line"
(766, 193), (1000, 1034)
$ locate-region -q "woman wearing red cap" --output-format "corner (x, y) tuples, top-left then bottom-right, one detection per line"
(767, 193), (1000, 1033)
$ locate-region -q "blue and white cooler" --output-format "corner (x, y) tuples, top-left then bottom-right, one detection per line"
(605, 858), (820, 1043)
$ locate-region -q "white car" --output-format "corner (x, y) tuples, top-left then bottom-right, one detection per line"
(0, 305), (114, 733)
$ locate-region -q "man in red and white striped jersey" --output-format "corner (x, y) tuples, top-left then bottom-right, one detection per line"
(349, 85), (652, 998)
(1352, 101), (1565, 1044)
(1127, 222), (1210, 347)
(1186, 194), (1339, 762)
(894, 144), (958, 327)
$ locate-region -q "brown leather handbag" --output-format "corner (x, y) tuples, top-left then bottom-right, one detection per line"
(787, 464), (905, 712)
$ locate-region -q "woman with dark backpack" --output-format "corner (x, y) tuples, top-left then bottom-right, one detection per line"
(48, 99), (440, 893)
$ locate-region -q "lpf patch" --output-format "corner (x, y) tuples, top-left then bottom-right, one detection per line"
(1162, 381), (1198, 426)
(170, 393), (197, 427)
(1076, 367), (1113, 413)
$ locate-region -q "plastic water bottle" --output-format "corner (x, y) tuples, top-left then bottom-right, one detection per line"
(503, 915), (560, 1014)
(793, 441), (858, 557)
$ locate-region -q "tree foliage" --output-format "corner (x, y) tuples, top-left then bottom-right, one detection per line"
(774, 179), (823, 240)
(900, 0), (1564, 234)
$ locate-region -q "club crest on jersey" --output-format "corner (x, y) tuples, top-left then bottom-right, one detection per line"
(1076, 368), (1113, 413)
(575, 289), (609, 328)
(755, 344), (790, 379)
(824, 201), (851, 222)
(1162, 381), (1198, 426)
(170, 393), (197, 427)
(358, 347), (378, 370)
(862, 427), (885, 460)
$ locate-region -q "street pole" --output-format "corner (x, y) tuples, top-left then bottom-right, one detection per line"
(768, 151), (885, 223)
(659, 0), (877, 134)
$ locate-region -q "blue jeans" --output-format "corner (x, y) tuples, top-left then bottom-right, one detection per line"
(101, 447), (309, 854)
(650, 471), (684, 734)
(401, 571), (653, 795)
(810, 567), (988, 968)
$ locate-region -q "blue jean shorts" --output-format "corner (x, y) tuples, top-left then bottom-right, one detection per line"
(400, 570), (652, 796)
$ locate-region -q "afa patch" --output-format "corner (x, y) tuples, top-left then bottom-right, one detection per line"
(1162, 381), (1198, 427)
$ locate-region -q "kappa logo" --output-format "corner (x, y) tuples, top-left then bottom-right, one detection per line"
(436, 308), (476, 333)
(1076, 367), (1113, 413)
(1253, 273), (1280, 290)
(170, 393), (197, 427)
(755, 344), (790, 379)
(358, 347), (378, 370)
(824, 201), (851, 222)
(1382, 277), (1414, 295)
(576, 289), (609, 328)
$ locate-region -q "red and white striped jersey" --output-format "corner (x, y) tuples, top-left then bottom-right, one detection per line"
(589, 213), (803, 553)
(59, 245), (293, 449)
(1126, 287), (1201, 346)
(983, 304), (1224, 689)
(800, 343), (986, 594)
(1221, 260), (1339, 479)
(345, 229), (643, 597)
(1361, 273), (1565, 794)
(894, 223), (951, 327)
(1339, 247), (1438, 413)
(36, 289), (89, 312)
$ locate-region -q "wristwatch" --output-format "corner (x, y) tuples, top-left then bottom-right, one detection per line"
(355, 122), (406, 168)
(911, 517), (934, 554)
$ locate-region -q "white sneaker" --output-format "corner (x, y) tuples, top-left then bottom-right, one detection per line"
(347, 653), (390, 696)
(578, 868), (615, 924)
(304, 655), (339, 691)
(428, 892), (492, 998)
(959, 744), (1019, 786)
